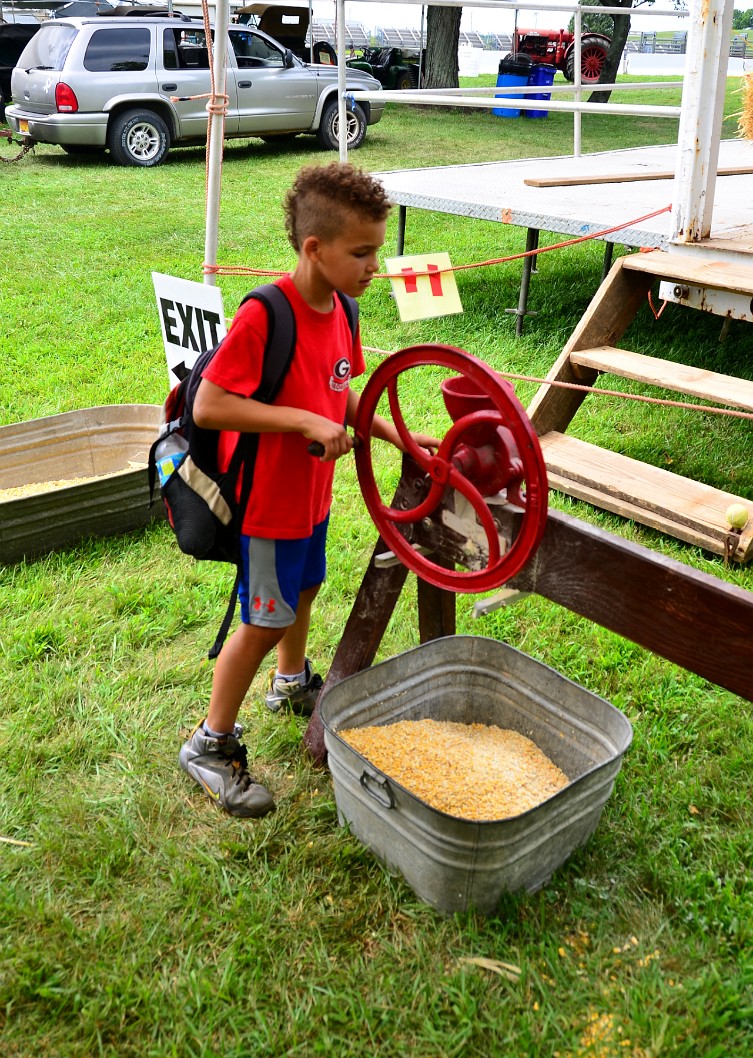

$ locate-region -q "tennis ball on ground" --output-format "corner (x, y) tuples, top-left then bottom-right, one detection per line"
(725, 503), (749, 530)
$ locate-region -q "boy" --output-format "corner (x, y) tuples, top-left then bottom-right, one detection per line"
(179, 162), (438, 819)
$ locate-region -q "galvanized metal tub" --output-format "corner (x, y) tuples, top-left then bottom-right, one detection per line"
(0, 405), (162, 564)
(321, 635), (632, 916)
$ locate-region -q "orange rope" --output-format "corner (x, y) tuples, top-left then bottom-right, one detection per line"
(361, 346), (753, 423)
(202, 204), (672, 278)
(380, 204), (673, 279)
(647, 289), (669, 319)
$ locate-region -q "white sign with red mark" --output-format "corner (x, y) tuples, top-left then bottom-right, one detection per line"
(385, 252), (463, 322)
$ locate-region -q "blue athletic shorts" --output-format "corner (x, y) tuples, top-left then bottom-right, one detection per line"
(238, 515), (329, 627)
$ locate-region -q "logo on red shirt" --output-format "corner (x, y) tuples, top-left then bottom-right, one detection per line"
(330, 357), (352, 392)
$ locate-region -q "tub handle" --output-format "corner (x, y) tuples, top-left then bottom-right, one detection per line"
(359, 769), (395, 809)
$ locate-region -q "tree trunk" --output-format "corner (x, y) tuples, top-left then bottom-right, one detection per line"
(588, 1), (633, 103)
(424, 6), (462, 89)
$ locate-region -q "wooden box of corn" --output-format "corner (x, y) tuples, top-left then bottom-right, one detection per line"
(0, 405), (163, 564)
(321, 635), (632, 916)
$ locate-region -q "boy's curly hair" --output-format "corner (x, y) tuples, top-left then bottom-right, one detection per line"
(284, 162), (392, 251)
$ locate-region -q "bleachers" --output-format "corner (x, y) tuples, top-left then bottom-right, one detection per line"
(485, 33), (512, 51)
(379, 27), (426, 48)
(459, 31), (485, 49)
(309, 21), (370, 49)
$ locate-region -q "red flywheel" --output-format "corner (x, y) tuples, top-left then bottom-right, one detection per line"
(353, 344), (548, 593)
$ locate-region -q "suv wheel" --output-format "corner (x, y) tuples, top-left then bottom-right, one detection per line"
(107, 109), (170, 167)
(315, 99), (367, 151)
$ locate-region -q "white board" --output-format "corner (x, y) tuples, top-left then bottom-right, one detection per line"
(152, 272), (226, 385)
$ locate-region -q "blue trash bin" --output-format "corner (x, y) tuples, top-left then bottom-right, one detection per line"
(525, 63), (556, 119)
(492, 53), (533, 119)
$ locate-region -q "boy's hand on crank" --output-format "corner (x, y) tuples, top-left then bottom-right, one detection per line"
(303, 414), (353, 462)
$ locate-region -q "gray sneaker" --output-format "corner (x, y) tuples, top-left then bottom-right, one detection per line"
(179, 723), (275, 818)
(265, 658), (323, 717)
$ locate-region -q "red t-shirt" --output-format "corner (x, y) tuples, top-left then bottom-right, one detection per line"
(202, 274), (365, 539)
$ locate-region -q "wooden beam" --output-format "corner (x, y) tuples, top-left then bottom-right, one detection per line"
(416, 495), (753, 703)
(507, 505), (752, 701)
(524, 166), (753, 189)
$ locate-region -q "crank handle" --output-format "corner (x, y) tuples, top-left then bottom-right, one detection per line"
(307, 434), (361, 458)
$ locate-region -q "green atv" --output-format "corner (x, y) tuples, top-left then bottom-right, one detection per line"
(347, 46), (424, 90)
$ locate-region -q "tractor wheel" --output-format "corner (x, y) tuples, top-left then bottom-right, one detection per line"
(396, 71), (413, 90)
(564, 35), (610, 84)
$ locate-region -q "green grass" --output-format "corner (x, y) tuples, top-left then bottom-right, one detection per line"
(2, 78), (753, 1057)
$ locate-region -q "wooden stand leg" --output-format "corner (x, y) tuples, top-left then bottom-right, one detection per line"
(417, 571), (456, 642)
(303, 537), (408, 765)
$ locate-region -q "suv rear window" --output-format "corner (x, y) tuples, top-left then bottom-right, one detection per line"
(83, 27), (151, 72)
(14, 24), (76, 72)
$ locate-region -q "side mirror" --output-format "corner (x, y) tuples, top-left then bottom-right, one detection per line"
(283, 49), (294, 68)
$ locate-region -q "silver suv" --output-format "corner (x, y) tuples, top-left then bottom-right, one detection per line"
(6, 17), (384, 166)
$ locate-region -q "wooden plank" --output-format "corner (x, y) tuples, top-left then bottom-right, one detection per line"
(569, 346), (753, 411)
(524, 166), (753, 189)
(701, 231), (753, 256)
(527, 258), (654, 437)
(540, 431), (753, 561)
(623, 250), (753, 295)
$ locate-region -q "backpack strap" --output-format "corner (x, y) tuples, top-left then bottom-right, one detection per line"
(241, 284), (297, 403)
(208, 569), (241, 660)
(335, 289), (359, 344)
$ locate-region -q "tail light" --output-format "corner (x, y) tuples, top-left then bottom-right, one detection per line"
(55, 83), (78, 113)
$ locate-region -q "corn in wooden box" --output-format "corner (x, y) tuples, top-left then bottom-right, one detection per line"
(321, 636), (632, 916)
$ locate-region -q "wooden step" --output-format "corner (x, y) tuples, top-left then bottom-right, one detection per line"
(539, 431), (753, 562)
(569, 346), (753, 412)
(622, 250), (753, 296)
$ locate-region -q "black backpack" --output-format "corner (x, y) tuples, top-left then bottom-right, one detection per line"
(149, 283), (359, 658)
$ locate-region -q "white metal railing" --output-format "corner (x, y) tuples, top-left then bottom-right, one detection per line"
(349, 88), (682, 119)
(335, 1), (689, 160)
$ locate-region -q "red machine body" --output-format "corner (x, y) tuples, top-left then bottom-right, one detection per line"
(513, 27), (611, 83)
(353, 345), (548, 594)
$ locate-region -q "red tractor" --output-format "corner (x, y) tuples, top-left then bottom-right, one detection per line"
(512, 27), (611, 83)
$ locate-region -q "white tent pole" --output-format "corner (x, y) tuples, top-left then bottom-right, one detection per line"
(336, 0), (348, 160)
(204, 0), (231, 286)
(309, 0), (314, 65)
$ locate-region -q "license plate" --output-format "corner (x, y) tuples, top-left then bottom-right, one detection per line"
(19, 120), (28, 133)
